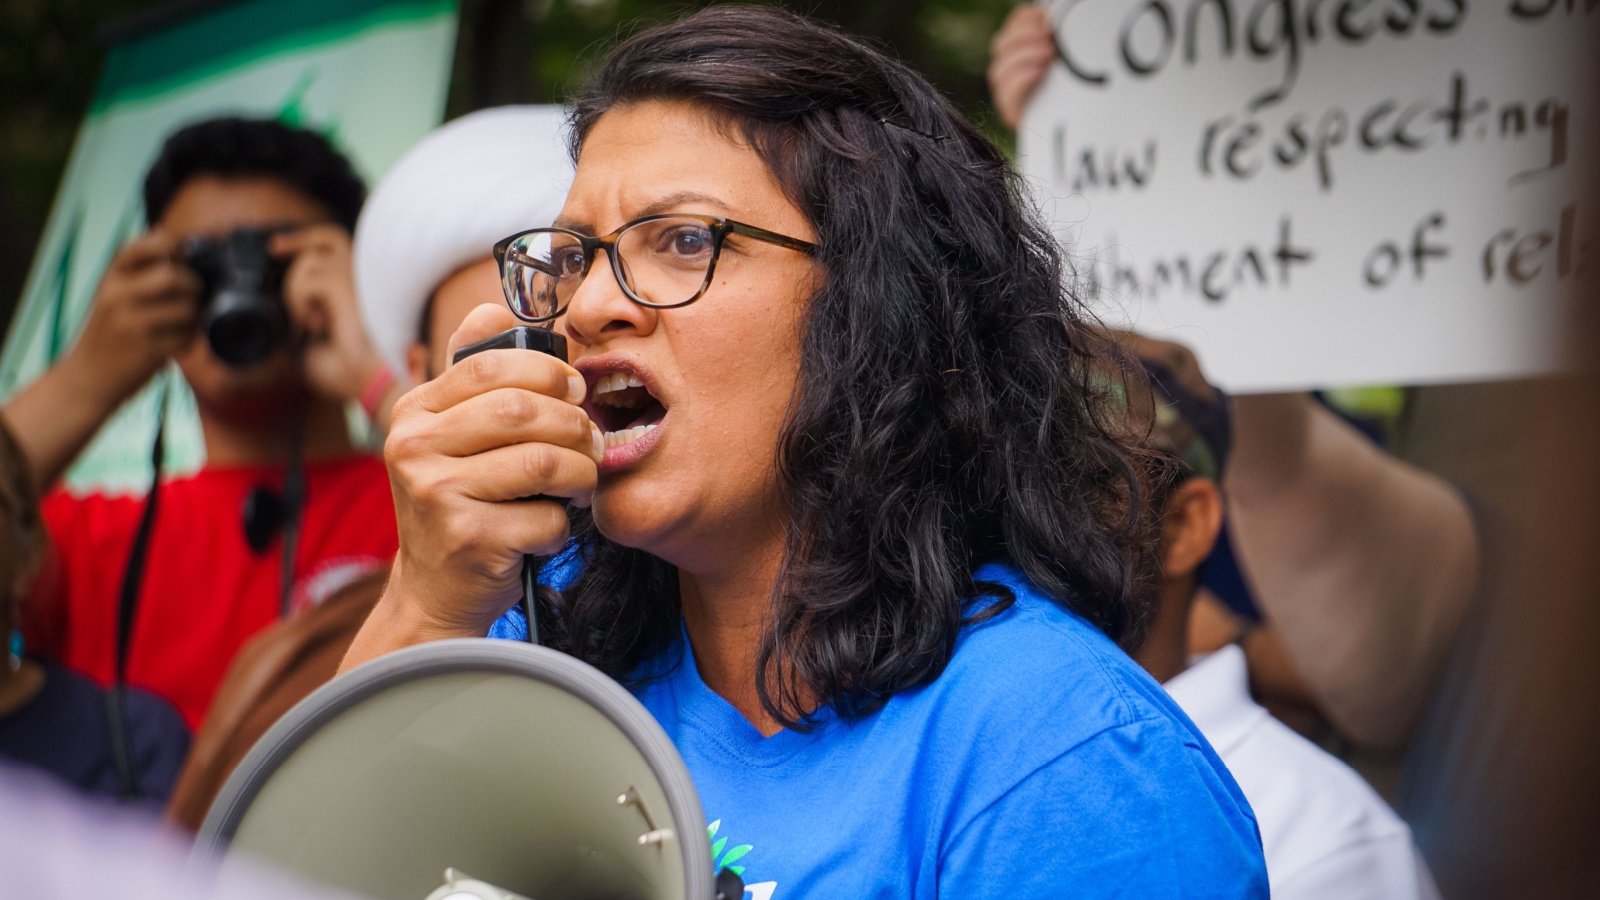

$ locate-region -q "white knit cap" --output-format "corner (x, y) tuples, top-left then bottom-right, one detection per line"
(354, 105), (573, 375)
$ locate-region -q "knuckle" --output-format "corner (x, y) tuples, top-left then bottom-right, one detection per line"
(428, 469), (469, 503)
(494, 389), (537, 428)
(528, 503), (571, 556)
(463, 350), (500, 386)
(385, 417), (429, 462)
(412, 467), (463, 512)
(438, 509), (481, 559)
(519, 444), (558, 485)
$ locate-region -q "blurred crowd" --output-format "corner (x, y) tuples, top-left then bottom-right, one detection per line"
(0, 4), (1594, 899)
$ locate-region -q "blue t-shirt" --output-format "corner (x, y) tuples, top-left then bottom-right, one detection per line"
(492, 562), (1267, 897)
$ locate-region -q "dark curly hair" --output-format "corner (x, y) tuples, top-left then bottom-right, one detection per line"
(542, 5), (1159, 728)
(143, 116), (366, 231)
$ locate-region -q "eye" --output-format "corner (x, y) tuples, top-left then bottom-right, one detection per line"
(552, 246), (587, 277)
(658, 224), (713, 260)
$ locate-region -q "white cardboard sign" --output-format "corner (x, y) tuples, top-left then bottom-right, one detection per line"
(1017, 0), (1595, 392)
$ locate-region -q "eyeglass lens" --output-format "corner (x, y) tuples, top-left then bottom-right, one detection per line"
(501, 216), (718, 320)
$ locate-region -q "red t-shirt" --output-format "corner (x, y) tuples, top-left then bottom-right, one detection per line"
(26, 455), (397, 729)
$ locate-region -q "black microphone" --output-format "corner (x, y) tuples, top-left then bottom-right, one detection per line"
(241, 484), (286, 554)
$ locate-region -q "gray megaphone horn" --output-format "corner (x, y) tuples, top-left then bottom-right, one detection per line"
(193, 639), (744, 900)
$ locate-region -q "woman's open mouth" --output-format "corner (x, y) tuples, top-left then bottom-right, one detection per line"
(583, 364), (669, 471)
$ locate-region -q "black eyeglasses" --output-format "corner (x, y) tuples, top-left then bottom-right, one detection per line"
(492, 213), (817, 323)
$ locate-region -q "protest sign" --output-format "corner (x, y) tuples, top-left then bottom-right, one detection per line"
(1017, 0), (1594, 392)
(0, 0), (458, 492)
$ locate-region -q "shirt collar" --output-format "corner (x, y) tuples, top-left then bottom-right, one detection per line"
(1163, 644), (1268, 757)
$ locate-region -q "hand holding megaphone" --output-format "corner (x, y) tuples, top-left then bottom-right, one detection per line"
(354, 304), (603, 659)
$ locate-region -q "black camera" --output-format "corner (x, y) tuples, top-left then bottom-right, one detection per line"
(182, 228), (290, 368)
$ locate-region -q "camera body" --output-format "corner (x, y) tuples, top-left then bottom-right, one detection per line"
(182, 228), (290, 368)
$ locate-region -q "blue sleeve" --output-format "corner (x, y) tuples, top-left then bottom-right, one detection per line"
(487, 604), (528, 641)
(485, 544), (585, 640)
(939, 718), (1268, 898)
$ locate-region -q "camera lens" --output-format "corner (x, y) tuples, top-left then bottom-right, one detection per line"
(189, 229), (290, 368)
(206, 289), (288, 367)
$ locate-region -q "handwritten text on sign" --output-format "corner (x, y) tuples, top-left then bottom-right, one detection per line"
(1018, 0), (1595, 392)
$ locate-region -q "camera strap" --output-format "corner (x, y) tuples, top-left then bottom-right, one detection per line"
(105, 380), (169, 800)
(105, 388), (308, 798)
(277, 414), (306, 619)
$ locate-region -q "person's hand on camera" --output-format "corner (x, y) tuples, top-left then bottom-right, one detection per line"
(3, 231), (200, 488)
(274, 226), (397, 406)
(359, 304), (604, 652)
(987, 4), (1056, 131)
(65, 231), (201, 405)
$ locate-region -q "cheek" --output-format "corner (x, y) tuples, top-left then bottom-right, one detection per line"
(683, 305), (804, 446)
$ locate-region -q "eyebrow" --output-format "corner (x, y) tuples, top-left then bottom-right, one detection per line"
(553, 190), (733, 233)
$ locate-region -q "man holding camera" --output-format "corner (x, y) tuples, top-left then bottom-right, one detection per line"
(3, 117), (400, 736)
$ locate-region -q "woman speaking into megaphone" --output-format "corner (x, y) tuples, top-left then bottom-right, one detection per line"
(342, 6), (1268, 896)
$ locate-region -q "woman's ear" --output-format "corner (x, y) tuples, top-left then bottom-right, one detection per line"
(1159, 477), (1224, 579)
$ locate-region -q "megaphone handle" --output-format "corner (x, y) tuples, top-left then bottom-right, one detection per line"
(521, 554), (539, 646)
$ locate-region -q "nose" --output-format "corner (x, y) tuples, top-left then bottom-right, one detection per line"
(560, 248), (659, 347)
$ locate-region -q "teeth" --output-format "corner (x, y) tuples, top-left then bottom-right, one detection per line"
(602, 423), (658, 449)
(593, 372), (645, 397)
(591, 372), (648, 408)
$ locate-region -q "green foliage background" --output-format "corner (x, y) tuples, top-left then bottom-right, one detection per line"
(0, 0), (1021, 338)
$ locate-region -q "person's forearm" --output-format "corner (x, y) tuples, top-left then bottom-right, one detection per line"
(1224, 393), (1317, 504)
(1224, 393), (1478, 749)
(2, 352), (132, 490)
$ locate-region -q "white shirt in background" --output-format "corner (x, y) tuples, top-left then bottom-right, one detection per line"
(1166, 645), (1441, 900)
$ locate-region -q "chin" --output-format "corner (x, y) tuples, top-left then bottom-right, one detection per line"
(588, 481), (686, 559)
(589, 495), (662, 552)
(182, 351), (302, 404)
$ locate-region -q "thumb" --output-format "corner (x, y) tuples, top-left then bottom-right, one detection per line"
(445, 303), (522, 361)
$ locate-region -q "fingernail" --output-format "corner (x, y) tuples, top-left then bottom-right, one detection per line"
(590, 422), (605, 462)
(568, 374), (587, 404)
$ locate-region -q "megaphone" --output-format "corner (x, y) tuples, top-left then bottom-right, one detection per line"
(194, 639), (737, 900)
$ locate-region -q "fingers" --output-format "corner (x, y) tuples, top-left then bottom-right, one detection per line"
(407, 341), (585, 418)
(280, 247), (339, 335)
(988, 5), (1057, 129)
(121, 251), (199, 297)
(990, 40), (1055, 79)
(111, 231), (183, 273)
(989, 46), (1054, 112)
(278, 226), (352, 303)
(436, 497), (575, 562)
(389, 490), (573, 616)
(990, 5), (1053, 59)
(426, 442), (598, 506)
(495, 499), (576, 557)
(269, 224), (350, 258)
(418, 386), (600, 460)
